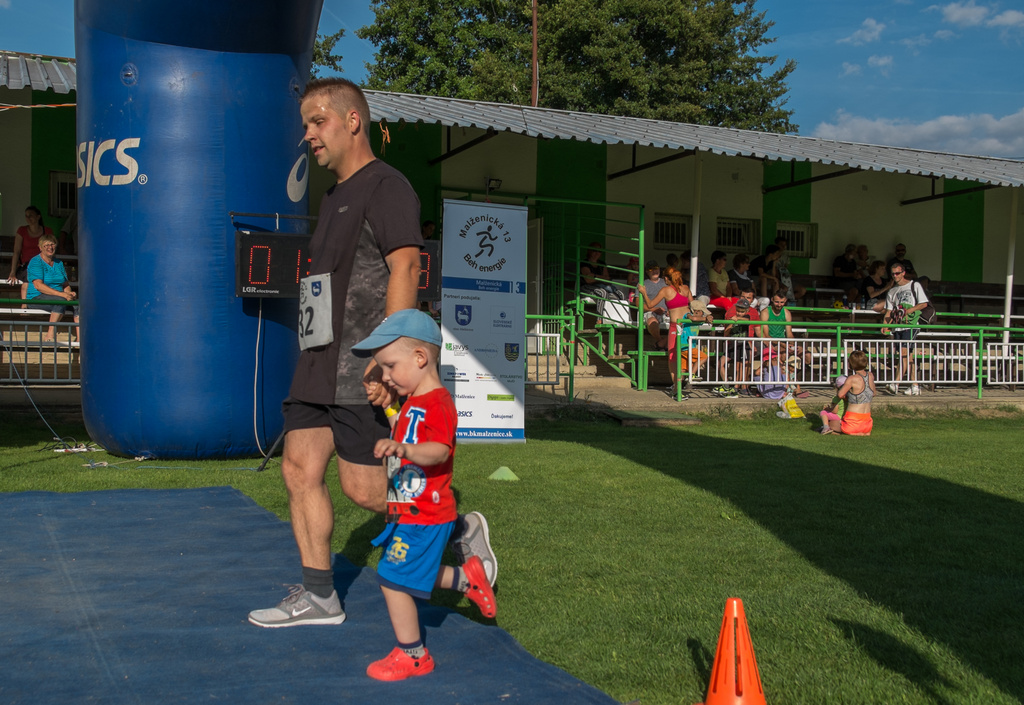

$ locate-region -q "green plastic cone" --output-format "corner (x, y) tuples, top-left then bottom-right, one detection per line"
(488, 466), (520, 481)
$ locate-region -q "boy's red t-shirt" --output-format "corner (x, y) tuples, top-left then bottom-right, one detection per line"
(386, 387), (458, 525)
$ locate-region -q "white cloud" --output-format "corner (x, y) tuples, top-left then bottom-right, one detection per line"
(987, 9), (1024, 29)
(928, 1), (990, 27)
(868, 55), (894, 76)
(934, 29), (956, 40)
(811, 107), (1024, 158)
(841, 62), (862, 76)
(839, 18), (886, 45)
(900, 34), (931, 53)
(0, 0), (11, 9)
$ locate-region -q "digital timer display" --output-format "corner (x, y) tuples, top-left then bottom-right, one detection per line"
(235, 231), (311, 298)
(418, 240), (441, 301)
(235, 231), (441, 299)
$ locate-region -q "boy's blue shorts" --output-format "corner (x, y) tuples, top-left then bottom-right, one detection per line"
(371, 521), (455, 599)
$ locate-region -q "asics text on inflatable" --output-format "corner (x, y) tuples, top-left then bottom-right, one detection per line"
(77, 138), (143, 187)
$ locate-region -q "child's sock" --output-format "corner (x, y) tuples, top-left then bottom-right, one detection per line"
(399, 640), (427, 659)
(452, 566), (471, 593)
(302, 566), (334, 599)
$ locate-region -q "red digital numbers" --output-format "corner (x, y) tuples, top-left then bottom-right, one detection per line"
(419, 252), (431, 290)
(248, 245), (271, 285)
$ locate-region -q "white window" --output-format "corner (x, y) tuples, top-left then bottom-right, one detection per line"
(49, 171), (77, 219)
(652, 213), (690, 250)
(716, 217), (760, 253)
(775, 221), (818, 258)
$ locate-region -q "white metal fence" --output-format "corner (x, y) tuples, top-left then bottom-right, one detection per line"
(687, 336), (837, 387)
(0, 318), (80, 383)
(984, 343), (1024, 385)
(676, 335), (992, 388)
(842, 338), (977, 385)
(525, 332), (563, 388)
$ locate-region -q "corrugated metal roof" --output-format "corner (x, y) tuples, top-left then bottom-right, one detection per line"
(367, 90), (1024, 189)
(3, 53), (1020, 189)
(0, 52), (77, 94)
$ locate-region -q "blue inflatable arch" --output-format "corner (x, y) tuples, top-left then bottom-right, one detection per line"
(75, 0), (324, 458)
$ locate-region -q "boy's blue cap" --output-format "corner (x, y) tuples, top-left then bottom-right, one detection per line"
(352, 309), (442, 356)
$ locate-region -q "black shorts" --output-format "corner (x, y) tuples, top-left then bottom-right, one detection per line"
(281, 398), (389, 467)
(893, 329), (917, 342)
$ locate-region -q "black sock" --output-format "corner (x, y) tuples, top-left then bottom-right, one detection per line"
(302, 566), (334, 599)
(399, 639), (426, 658)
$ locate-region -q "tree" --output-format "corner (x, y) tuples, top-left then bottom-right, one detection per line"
(311, 29), (345, 78)
(357, 0), (530, 101)
(357, 0), (797, 133)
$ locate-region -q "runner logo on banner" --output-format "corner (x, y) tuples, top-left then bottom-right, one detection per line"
(440, 200), (527, 442)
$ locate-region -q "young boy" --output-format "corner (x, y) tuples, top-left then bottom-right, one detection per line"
(351, 309), (496, 682)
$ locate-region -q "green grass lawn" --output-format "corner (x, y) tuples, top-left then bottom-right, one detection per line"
(3, 406), (1023, 705)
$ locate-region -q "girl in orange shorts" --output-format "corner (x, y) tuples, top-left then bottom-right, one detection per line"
(823, 350), (875, 436)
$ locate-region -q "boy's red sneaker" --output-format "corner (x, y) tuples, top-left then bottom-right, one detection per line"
(366, 647), (435, 681)
(463, 556), (497, 618)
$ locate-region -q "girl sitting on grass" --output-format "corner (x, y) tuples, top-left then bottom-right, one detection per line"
(822, 350), (875, 436)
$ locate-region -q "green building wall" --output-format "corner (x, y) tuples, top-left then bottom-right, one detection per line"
(30, 90), (77, 224)
(941, 178), (984, 282)
(536, 139), (607, 259)
(762, 160), (812, 274)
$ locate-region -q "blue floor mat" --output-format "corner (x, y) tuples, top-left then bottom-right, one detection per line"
(0, 487), (618, 704)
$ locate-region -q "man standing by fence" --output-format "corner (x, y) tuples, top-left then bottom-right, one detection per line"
(882, 262), (930, 396)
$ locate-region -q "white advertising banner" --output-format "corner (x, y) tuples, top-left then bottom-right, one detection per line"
(440, 199), (527, 442)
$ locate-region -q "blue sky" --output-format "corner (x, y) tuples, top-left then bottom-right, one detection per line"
(3, 0), (1023, 157)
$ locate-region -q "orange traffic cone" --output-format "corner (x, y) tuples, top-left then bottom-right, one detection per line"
(699, 598), (766, 705)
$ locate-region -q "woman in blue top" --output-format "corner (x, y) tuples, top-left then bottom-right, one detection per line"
(26, 234), (79, 342)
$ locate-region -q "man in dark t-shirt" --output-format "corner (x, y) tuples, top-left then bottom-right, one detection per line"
(249, 79), (495, 631)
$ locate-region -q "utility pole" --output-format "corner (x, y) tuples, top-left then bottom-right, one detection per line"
(531, 0), (539, 107)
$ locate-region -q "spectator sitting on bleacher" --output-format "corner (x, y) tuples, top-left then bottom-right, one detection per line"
(726, 254), (751, 297)
(727, 254), (769, 310)
(624, 256), (640, 287)
(831, 244), (861, 303)
(774, 235), (807, 304)
(887, 243), (915, 276)
(681, 250), (711, 305)
(26, 234), (78, 342)
(637, 261), (669, 350)
(707, 250), (736, 310)
(59, 209), (78, 256)
(855, 244), (872, 278)
(749, 245), (782, 299)
(759, 290), (810, 398)
(860, 260), (892, 310)
(719, 290), (759, 396)
(580, 243), (624, 300)
(7, 205), (53, 307)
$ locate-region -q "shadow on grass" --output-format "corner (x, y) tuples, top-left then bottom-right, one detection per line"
(832, 619), (955, 705)
(538, 423), (1024, 701)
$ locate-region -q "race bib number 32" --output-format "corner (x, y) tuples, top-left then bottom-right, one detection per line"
(298, 273), (334, 350)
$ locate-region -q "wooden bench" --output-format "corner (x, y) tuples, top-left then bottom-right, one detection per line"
(926, 281), (1024, 315)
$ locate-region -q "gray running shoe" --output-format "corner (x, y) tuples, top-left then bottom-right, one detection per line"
(248, 585), (346, 628)
(450, 512), (497, 586)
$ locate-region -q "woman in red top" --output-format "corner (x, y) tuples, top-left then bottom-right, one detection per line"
(6, 206), (53, 305)
(645, 267), (698, 391)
